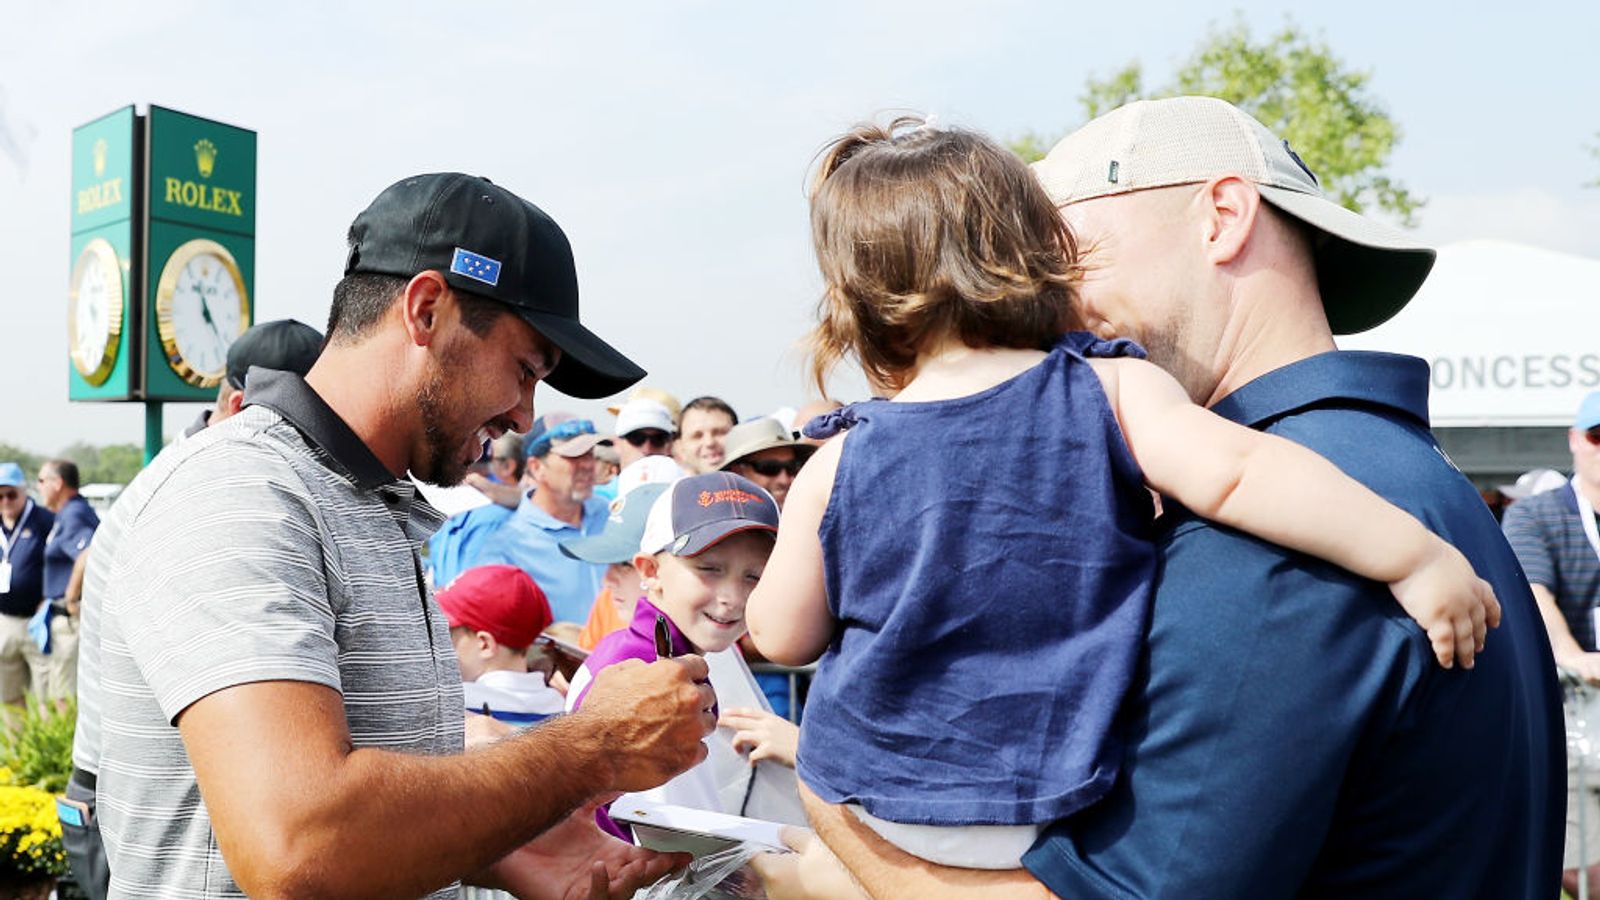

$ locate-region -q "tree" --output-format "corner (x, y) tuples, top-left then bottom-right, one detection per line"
(58, 442), (144, 486)
(0, 444), (43, 482)
(1012, 16), (1423, 226)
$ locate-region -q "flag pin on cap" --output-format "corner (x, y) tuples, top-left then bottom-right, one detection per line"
(451, 247), (501, 286)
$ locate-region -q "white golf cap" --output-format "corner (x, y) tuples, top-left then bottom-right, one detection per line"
(1031, 96), (1435, 334)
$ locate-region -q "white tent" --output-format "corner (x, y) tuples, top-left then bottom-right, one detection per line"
(1338, 240), (1600, 428)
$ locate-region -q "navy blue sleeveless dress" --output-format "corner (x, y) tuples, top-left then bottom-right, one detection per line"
(797, 331), (1157, 826)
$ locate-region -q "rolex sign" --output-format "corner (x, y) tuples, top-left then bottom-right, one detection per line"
(143, 106), (256, 402)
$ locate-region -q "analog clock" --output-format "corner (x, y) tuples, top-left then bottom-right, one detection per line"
(68, 238), (125, 386)
(154, 239), (250, 388)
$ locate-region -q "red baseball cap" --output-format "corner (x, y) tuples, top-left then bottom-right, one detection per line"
(434, 565), (553, 650)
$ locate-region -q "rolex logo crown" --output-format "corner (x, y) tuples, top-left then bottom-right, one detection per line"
(194, 139), (217, 179)
(93, 138), (108, 178)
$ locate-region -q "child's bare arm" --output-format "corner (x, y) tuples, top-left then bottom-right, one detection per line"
(746, 435), (842, 667)
(1093, 357), (1501, 668)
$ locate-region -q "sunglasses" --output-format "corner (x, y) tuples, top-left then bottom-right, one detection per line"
(0, 490), (21, 502)
(1586, 427), (1600, 446)
(624, 430), (672, 449)
(527, 418), (597, 456)
(739, 458), (806, 478)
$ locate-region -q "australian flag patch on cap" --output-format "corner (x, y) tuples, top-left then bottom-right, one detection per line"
(451, 247), (502, 287)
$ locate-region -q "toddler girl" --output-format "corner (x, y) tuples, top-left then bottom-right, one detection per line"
(746, 118), (1499, 869)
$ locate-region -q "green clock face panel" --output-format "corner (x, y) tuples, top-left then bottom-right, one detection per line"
(68, 107), (137, 401)
(68, 238), (125, 386)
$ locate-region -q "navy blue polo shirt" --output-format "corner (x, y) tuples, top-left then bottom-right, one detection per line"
(44, 495), (99, 600)
(1022, 351), (1563, 899)
(1, 500), (56, 618)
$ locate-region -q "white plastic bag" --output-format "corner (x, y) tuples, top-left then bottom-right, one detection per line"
(636, 843), (765, 900)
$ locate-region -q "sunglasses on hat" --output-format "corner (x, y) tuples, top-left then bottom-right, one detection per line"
(526, 418), (597, 457)
(738, 458), (805, 478)
(1585, 427), (1600, 446)
(625, 429), (672, 449)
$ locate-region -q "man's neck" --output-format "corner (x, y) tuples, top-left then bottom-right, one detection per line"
(534, 489), (585, 527)
(1575, 474), (1600, 511)
(1201, 283), (1337, 408)
(303, 339), (415, 479)
(48, 490), (78, 513)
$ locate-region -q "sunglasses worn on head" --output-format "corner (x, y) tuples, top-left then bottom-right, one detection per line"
(528, 419), (597, 456)
(1586, 427), (1600, 446)
(625, 430), (672, 449)
(740, 458), (805, 478)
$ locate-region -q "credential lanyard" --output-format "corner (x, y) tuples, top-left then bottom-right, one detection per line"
(1570, 478), (1600, 645)
(1576, 478), (1600, 564)
(0, 500), (35, 564)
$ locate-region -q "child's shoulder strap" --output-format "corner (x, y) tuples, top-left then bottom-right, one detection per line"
(1057, 330), (1149, 361)
(801, 401), (872, 440)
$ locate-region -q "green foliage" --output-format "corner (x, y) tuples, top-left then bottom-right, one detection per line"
(0, 442), (144, 489)
(0, 446), (42, 483)
(1081, 62), (1144, 121)
(0, 698), (77, 795)
(58, 442), (144, 486)
(1008, 132), (1055, 165)
(1013, 15), (1422, 225)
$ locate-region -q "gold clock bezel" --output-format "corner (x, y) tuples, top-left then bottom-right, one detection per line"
(155, 238), (251, 388)
(68, 238), (125, 386)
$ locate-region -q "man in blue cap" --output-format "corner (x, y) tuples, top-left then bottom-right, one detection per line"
(0, 461), (54, 704)
(1504, 389), (1600, 896)
(477, 412), (612, 624)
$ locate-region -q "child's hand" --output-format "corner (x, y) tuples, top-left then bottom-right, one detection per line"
(719, 707), (800, 768)
(1390, 540), (1502, 669)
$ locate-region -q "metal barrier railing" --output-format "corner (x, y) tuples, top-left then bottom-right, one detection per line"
(748, 661), (816, 723)
(1564, 667), (1596, 900)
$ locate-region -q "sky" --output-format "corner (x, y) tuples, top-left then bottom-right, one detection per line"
(2, 0), (1598, 456)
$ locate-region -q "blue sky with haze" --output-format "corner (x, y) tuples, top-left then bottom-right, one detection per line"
(2, 0), (1597, 455)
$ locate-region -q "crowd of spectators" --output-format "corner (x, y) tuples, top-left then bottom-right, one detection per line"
(0, 96), (1578, 899)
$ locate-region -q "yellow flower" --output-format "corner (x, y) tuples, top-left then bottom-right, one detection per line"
(0, 784), (66, 876)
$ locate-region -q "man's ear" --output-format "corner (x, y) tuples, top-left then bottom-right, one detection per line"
(400, 271), (451, 347)
(1201, 175), (1261, 267)
(225, 389), (246, 417)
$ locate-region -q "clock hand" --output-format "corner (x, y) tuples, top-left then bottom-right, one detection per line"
(197, 286), (226, 347)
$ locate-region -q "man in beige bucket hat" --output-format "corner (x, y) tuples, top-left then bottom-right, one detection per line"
(785, 97), (1562, 899)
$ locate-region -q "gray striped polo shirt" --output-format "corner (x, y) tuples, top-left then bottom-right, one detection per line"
(91, 370), (463, 899)
(1502, 480), (1600, 650)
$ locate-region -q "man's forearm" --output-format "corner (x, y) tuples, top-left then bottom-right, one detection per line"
(333, 714), (613, 892)
(799, 783), (1051, 900)
(198, 697), (614, 899)
(1531, 583), (1587, 663)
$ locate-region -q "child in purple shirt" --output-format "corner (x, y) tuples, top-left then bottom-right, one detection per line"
(566, 471), (780, 839)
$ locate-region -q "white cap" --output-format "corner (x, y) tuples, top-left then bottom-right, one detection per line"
(1031, 96), (1435, 335)
(615, 398), (676, 437)
(1498, 468), (1568, 501)
(616, 455), (686, 498)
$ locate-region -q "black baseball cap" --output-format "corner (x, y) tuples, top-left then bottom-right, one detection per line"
(344, 173), (646, 398)
(227, 318), (323, 390)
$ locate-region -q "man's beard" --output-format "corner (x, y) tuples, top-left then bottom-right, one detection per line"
(416, 369), (476, 487)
